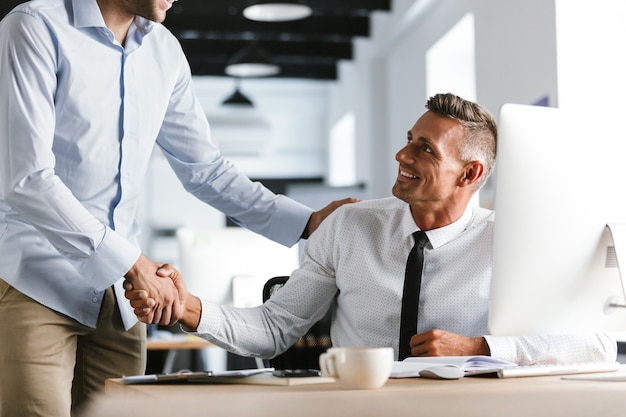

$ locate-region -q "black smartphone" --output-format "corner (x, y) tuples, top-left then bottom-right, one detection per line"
(272, 369), (321, 378)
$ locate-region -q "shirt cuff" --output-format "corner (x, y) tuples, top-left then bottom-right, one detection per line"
(68, 226), (141, 291)
(194, 299), (222, 335)
(483, 335), (518, 363)
(267, 196), (313, 247)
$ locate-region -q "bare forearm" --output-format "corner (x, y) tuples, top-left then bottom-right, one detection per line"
(473, 336), (490, 355)
(180, 295), (202, 332)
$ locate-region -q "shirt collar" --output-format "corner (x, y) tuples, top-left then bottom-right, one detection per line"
(401, 202), (474, 249)
(72, 0), (155, 35)
(72, 0), (107, 29)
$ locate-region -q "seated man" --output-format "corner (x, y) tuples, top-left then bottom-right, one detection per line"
(127, 93), (616, 365)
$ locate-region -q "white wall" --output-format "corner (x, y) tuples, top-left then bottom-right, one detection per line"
(555, 0), (626, 114)
(330, 0), (559, 199)
(193, 77), (330, 179)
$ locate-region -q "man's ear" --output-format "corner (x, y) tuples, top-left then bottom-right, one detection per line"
(459, 161), (484, 187)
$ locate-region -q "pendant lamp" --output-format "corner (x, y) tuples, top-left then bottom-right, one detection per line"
(224, 42), (281, 78)
(243, 0), (312, 22)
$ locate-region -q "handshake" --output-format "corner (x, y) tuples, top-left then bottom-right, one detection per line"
(123, 253), (201, 331)
(120, 198), (359, 330)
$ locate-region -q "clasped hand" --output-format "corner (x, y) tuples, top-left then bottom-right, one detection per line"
(123, 254), (187, 326)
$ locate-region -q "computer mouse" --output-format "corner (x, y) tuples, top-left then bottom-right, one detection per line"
(418, 365), (465, 380)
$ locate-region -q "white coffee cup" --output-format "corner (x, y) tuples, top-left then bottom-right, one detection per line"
(319, 347), (394, 389)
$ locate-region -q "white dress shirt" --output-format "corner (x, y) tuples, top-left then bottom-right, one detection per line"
(0, 0), (311, 329)
(196, 197), (617, 365)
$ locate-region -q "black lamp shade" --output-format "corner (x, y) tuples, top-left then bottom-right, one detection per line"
(222, 84), (254, 107)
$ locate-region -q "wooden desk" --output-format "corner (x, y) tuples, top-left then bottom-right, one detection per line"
(82, 368), (626, 417)
(147, 335), (213, 351)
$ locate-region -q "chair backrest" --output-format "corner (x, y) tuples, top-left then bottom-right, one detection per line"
(263, 276), (333, 370)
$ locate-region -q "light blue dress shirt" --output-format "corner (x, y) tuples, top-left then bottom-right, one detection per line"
(196, 198), (616, 365)
(0, 0), (312, 329)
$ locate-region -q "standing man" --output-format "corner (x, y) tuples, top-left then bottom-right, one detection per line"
(0, 1), (352, 416)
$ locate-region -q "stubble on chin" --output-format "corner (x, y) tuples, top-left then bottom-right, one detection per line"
(391, 182), (408, 203)
(147, 8), (167, 23)
(127, 1), (167, 23)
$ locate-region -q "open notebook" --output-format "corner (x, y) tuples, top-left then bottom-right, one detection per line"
(390, 356), (621, 379)
(391, 356), (515, 378)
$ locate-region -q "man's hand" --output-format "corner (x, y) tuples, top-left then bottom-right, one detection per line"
(125, 263), (202, 330)
(408, 329), (490, 357)
(304, 198), (360, 238)
(123, 254), (182, 326)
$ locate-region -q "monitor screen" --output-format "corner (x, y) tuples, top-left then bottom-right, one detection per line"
(488, 103), (626, 336)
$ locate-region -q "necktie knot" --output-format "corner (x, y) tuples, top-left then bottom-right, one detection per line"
(413, 230), (429, 249)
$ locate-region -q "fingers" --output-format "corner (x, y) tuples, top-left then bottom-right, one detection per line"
(148, 279), (178, 325)
(409, 332), (430, 357)
(124, 287), (155, 308)
(125, 257), (185, 326)
(332, 197), (361, 207)
(157, 264), (188, 323)
(322, 198), (360, 215)
(135, 308), (155, 324)
(409, 329), (477, 357)
(156, 263), (176, 278)
(409, 329), (448, 356)
(307, 198), (361, 237)
(168, 297), (183, 326)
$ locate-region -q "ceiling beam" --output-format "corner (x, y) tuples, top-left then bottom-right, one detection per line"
(180, 38), (352, 62)
(164, 16), (371, 41)
(166, 0), (391, 17)
(188, 59), (338, 80)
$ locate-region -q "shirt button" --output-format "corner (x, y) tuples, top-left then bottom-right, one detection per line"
(92, 297), (98, 303)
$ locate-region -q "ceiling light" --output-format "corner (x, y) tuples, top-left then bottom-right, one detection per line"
(224, 43), (281, 78)
(243, 1), (312, 22)
(221, 79), (254, 107)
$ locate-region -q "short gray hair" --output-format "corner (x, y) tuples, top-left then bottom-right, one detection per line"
(426, 93), (497, 191)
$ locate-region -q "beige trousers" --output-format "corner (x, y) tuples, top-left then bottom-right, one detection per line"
(0, 279), (145, 417)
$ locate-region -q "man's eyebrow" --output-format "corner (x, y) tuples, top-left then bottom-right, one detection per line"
(407, 132), (434, 147)
(417, 135), (434, 146)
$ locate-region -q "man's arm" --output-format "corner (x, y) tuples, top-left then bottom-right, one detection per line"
(410, 329), (618, 366)
(483, 332), (617, 366)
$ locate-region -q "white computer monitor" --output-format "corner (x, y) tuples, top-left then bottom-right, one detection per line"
(488, 103), (626, 336)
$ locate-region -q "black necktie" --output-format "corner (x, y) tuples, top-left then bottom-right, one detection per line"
(398, 231), (429, 360)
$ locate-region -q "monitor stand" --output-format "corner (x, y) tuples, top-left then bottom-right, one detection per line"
(606, 223), (626, 311)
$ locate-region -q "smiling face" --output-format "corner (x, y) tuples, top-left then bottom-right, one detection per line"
(392, 111), (474, 228)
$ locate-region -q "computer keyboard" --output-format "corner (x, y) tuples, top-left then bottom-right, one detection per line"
(496, 361), (620, 378)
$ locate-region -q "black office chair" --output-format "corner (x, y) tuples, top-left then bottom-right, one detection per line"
(262, 276), (333, 370)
